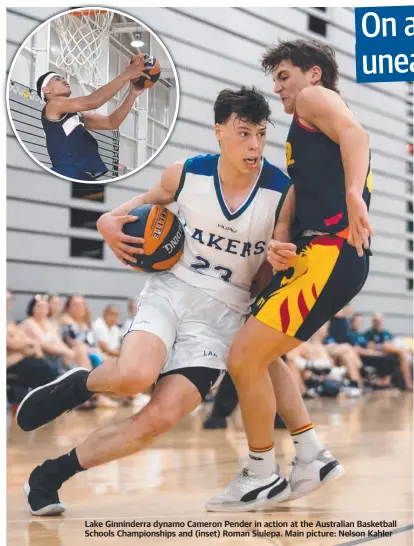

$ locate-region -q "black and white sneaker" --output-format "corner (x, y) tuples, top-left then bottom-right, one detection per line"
(16, 368), (92, 431)
(205, 466), (291, 512)
(24, 464), (65, 516)
(286, 449), (345, 501)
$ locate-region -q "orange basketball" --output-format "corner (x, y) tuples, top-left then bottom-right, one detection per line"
(122, 205), (184, 272)
(131, 54), (161, 90)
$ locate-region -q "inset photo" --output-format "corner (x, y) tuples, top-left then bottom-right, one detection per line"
(7, 7), (179, 183)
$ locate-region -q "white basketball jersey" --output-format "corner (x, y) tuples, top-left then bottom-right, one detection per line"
(171, 154), (290, 314)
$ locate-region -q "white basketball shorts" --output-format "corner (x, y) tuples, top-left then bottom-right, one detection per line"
(127, 272), (245, 374)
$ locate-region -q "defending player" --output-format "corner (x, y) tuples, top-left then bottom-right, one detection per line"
(207, 39), (374, 511)
(36, 54), (149, 181)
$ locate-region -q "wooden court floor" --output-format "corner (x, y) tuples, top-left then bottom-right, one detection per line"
(7, 390), (413, 546)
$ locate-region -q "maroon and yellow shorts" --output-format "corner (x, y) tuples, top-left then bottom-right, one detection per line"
(252, 233), (370, 341)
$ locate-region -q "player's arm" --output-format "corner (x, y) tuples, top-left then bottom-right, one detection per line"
(96, 161), (183, 265)
(83, 85), (145, 131)
(46, 55), (149, 118)
(266, 184), (297, 271)
(296, 86), (374, 257)
(251, 184), (296, 295)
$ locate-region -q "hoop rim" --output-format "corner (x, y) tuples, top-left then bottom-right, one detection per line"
(69, 9), (108, 16)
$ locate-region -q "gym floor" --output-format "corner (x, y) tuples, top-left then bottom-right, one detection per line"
(7, 391), (413, 545)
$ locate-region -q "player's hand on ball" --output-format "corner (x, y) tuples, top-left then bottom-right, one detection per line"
(125, 54), (151, 81)
(97, 214), (144, 265)
(267, 240), (297, 271)
(129, 82), (144, 97)
(130, 53), (145, 70)
(346, 189), (374, 257)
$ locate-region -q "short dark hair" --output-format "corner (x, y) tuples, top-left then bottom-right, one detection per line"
(36, 71), (55, 100)
(214, 86), (271, 125)
(261, 39), (339, 93)
(26, 294), (47, 317)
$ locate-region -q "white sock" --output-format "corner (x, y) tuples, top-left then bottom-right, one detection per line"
(247, 444), (276, 478)
(291, 425), (323, 464)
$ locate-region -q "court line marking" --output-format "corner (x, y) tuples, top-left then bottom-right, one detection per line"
(335, 524), (413, 546)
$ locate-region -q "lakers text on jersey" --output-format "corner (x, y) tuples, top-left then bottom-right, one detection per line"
(171, 154), (290, 314)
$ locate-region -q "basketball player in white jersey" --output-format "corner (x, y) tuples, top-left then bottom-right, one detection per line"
(17, 87), (334, 515)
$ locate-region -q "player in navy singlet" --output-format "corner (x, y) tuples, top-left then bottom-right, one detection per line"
(211, 39), (374, 512)
(36, 54), (149, 181)
(285, 103), (372, 239)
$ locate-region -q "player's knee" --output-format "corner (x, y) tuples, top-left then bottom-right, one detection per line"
(227, 349), (244, 378)
(113, 358), (156, 395)
(140, 403), (181, 438)
(227, 348), (255, 384)
(116, 374), (153, 396)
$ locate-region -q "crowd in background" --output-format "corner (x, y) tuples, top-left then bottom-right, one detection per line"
(6, 290), (137, 408)
(286, 306), (413, 397)
(6, 289), (413, 422)
(203, 305), (413, 429)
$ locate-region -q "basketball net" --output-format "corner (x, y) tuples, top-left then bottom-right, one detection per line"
(52, 9), (114, 93)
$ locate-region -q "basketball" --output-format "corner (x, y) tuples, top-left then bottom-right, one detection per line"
(123, 204), (184, 272)
(131, 54), (161, 89)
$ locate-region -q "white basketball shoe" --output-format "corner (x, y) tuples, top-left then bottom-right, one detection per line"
(287, 449), (345, 501)
(206, 465), (291, 512)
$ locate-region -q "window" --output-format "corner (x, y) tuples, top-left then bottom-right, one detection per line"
(309, 7), (327, 36)
(71, 182), (105, 203)
(119, 137), (136, 171)
(70, 237), (103, 260)
(408, 258), (414, 272)
(147, 84), (170, 157)
(407, 239), (413, 252)
(407, 278), (413, 291)
(70, 208), (101, 231)
(407, 220), (414, 233)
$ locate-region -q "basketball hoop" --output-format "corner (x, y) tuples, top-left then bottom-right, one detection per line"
(52, 9), (114, 87)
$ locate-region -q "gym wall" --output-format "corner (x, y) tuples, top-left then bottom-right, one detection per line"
(7, 7), (413, 335)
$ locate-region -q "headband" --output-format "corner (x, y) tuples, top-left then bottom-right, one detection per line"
(41, 72), (60, 100)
